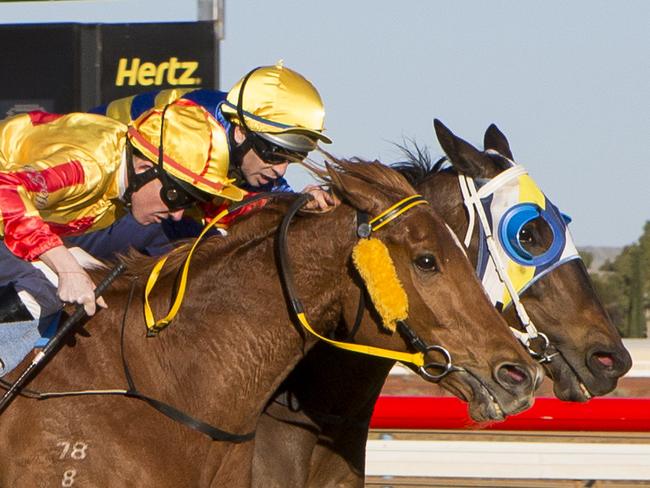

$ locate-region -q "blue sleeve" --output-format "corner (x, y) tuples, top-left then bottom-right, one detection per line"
(271, 177), (293, 193)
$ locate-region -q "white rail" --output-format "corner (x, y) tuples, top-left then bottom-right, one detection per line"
(366, 439), (650, 480)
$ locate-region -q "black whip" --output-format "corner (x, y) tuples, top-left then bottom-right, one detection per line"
(0, 262), (126, 414)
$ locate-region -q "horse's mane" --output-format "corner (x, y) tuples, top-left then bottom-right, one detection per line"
(323, 155), (417, 200)
(107, 199), (292, 285)
(389, 143), (449, 187)
(97, 157), (417, 288)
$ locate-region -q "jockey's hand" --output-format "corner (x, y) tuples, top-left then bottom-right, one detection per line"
(39, 245), (108, 316)
(301, 185), (339, 211)
(57, 270), (107, 316)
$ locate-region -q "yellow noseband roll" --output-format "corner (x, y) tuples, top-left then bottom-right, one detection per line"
(352, 238), (408, 332)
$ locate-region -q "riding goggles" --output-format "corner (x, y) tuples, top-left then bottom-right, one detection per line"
(130, 165), (210, 211)
(159, 173), (212, 211)
(248, 131), (308, 164)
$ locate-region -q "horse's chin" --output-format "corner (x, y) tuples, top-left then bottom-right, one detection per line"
(544, 349), (623, 401)
(545, 356), (594, 402)
(437, 370), (532, 423)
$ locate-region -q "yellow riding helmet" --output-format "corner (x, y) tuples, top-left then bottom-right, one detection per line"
(128, 99), (245, 201)
(222, 62), (332, 152)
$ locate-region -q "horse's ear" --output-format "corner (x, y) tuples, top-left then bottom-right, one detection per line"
(327, 163), (385, 215)
(484, 123), (514, 160)
(433, 119), (492, 178)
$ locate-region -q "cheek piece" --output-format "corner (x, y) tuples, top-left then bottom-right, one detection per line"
(352, 237), (408, 333)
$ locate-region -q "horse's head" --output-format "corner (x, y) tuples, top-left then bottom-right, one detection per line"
(406, 120), (631, 401)
(321, 159), (542, 421)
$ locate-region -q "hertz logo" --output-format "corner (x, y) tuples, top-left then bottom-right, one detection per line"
(115, 57), (202, 87)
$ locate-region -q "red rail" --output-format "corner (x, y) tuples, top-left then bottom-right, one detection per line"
(370, 397), (650, 431)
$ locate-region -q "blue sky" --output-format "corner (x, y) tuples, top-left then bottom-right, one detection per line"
(220, 1), (649, 247)
(2, 0), (648, 246)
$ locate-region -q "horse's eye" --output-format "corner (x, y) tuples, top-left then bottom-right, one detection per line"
(415, 254), (438, 271)
(519, 226), (534, 245)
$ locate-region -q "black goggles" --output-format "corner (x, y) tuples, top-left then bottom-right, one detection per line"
(159, 177), (197, 211)
(248, 133), (308, 165)
(132, 165), (200, 212)
(161, 172), (215, 211)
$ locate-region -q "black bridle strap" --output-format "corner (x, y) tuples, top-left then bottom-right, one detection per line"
(396, 320), (430, 354)
(118, 279), (255, 443)
(347, 289), (366, 341)
(277, 195), (438, 367)
(277, 193), (314, 316)
(0, 276), (256, 442)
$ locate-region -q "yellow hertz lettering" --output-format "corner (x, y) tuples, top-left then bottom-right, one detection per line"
(115, 57), (202, 87)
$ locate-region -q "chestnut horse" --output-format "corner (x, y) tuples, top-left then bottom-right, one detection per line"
(0, 160), (540, 487)
(251, 121), (632, 487)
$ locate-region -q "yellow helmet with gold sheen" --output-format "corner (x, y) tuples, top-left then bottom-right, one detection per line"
(128, 99), (245, 201)
(223, 62), (331, 152)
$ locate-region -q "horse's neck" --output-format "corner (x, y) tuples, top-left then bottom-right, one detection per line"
(123, 207), (357, 431)
(284, 206), (358, 322)
(22, 210), (357, 439)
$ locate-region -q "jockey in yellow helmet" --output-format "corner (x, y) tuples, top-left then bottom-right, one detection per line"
(95, 62), (332, 206)
(0, 63), (334, 376)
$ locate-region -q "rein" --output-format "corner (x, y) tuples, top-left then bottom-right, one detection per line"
(143, 191), (295, 334)
(0, 280), (255, 443)
(277, 193), (462, 381)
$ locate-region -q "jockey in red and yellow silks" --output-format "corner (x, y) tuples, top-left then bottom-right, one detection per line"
(0, 112), (127, 261)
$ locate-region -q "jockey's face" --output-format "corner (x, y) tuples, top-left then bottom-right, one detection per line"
(129, 155), (185, 225)
(233, 126), (289, 187)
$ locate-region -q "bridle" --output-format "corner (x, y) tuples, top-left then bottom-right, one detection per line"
(277, 192), (465, 382)
(457, 162), (580, 363)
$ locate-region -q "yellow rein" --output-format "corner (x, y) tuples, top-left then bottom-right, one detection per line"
(294, 312), (425, 366)
(285, 194), (429, 367)
(144, 207), (230, 334)
(143, 194), (429, 368)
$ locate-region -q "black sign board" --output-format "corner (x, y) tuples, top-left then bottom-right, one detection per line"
(99, 23), (218, 102)
(0, 24), (79, 116)
(0, 22), (219, 119)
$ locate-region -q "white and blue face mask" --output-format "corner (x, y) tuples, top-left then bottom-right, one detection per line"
(460, 163), (581, 313)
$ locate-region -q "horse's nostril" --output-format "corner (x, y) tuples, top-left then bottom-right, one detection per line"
(593, 352), (615, 369)
(496, 363), (530, 387)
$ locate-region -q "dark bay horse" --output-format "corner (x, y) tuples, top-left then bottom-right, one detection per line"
(251, 121), (632, 487)
(0, 160), (540, 487)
